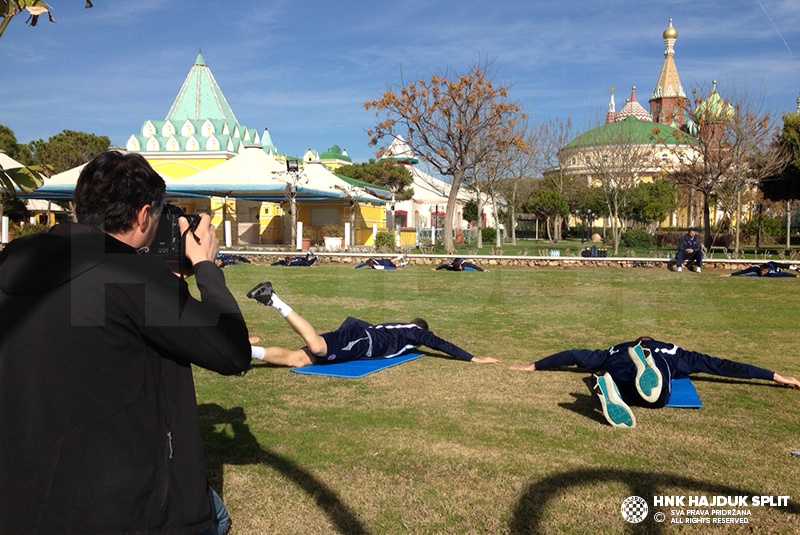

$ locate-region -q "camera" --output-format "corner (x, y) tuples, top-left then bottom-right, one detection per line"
(147, 203), (201, 270)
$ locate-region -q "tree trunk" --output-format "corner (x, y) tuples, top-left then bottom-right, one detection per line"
(734, 189), (741, 255)
(545, 217), (553, 242)
(511, 182), (517, 245)
(787, 200), (792, 250)
(476, 199), (484, 249)
(492, 198), (501, 247)
(702, 192), (712, 249)
(442, 170), (464, 253)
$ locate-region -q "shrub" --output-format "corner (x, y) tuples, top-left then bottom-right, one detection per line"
(481, 227), (497, 243)
(374, 230), (396, 252)
(13, 223), (50, 238)
(322, 223), (342, 237)
(620, 228), (655, 248)
(741, 217), (784, 241)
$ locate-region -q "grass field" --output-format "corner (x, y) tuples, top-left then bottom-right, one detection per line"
(193, 263), (800, 534)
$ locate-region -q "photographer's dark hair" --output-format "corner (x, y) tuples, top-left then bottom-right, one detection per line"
(74, 151), (166, 234)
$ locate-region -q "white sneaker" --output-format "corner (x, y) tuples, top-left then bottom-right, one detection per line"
(695, 267), (701, 273)
(676, 266), (682, 272)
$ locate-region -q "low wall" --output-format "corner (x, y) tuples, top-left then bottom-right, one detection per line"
(229, 251), (799, 271)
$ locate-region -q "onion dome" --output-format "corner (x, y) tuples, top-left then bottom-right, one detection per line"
(614, 86), (653, 122)
(694, 81), (734, 123)
(320, 144), (351, 163)
(663, 19), (678, 40)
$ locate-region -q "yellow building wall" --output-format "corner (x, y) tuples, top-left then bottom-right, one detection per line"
(145, 156), (230, 179)
(210, 197), (237, 240)
(293, 202), (385, 246)
(258, 202), (282, 244)
(154, 195), (384, 246)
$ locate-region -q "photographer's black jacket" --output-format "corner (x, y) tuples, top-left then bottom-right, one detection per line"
(0, 223), (250, 535)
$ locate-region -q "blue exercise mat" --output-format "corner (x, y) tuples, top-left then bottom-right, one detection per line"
(291, 353), (423, 378)
(665, 377), (702, 408)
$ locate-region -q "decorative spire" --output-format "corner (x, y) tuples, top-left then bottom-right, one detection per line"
(606, 87), (616, 124)
(651, 18), (685, 124)
(630, 86), (637, 102)
(796, 93), (800, 114)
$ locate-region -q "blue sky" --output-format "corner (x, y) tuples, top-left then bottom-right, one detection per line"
(1, 1), (798, 164)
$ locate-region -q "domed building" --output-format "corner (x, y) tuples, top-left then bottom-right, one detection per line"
(553, 19), (729, 231)
(34, 52), (387, 247)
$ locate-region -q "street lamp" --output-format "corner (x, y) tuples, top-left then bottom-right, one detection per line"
(587, 209), (592, 242)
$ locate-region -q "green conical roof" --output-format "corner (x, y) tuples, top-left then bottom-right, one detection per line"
(166, 52), (239, 126)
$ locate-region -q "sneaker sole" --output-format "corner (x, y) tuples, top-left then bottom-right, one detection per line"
(596, 374), (636, 428)
(246, 282), (274, 306)
(629, 345), (663, 403)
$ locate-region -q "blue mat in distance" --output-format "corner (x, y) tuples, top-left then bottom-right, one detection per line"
(665, 377), (702, 408)
(291, 353), (423, 378)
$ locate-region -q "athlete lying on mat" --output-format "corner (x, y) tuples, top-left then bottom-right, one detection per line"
(509, 337), (800, 428)
(246, 282), (499, 368)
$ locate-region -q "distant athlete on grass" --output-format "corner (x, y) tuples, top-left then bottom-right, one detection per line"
(245, 282), (500, 367)
(720, 261), (799, 278)
(433, 258), (486, 271)
(509, 338), (800, 428)
(354, 254), (408, 270)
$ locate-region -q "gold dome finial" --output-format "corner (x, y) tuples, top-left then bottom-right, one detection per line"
(663, 19), (678, 40)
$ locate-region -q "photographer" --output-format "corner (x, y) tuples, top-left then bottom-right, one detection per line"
(0, 151), (250, 534)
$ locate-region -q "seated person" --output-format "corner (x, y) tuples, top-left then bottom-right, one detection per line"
(674, 227), (703, 273)
(434, 258), (485, 271)
(354, 255), (408, 270)
(271, 252), (319, 267)
(721, 261), (798, 278)
(246, 282), (500, 367)
(509, 337), (799, 428)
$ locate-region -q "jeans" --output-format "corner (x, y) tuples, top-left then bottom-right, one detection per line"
(198, 487), (230, 535)
(675, 249), (703, 269)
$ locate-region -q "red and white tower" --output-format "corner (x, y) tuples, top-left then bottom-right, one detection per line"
(650, 19), (686, 126)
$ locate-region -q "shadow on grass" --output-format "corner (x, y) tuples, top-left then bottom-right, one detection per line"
(558, 391), (608, 426)
(198, 403), (371, 535)
(510, 468), (800, 534)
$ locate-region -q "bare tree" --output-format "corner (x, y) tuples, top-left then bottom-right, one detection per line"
(366, 58), (525, 252)
(721, 89), (786, 254)
(661, 82), (737, 248)
(498, 117), (544, 245)
(538, 118), (575, 241)
(567, 119), (654, 255)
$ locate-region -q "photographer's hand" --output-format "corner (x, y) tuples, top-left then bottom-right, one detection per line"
(180, 214), (219, 265)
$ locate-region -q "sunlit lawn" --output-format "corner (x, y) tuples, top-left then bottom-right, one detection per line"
(192, 262), (800, 534)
